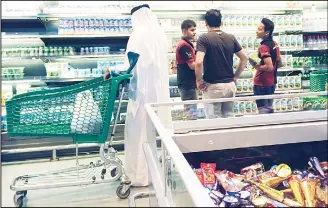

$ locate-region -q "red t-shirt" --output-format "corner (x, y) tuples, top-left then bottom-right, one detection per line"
(176, 39), (196, 88)
(253, 39), (281, 86)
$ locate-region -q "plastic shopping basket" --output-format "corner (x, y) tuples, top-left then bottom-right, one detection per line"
(6, 52), (139, 144)
(310, 69), (328, 92)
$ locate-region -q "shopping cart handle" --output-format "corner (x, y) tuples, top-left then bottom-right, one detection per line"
(105, 52), (140, 79)
(110, 71), (121, 77)
(126, 51), (140, 74)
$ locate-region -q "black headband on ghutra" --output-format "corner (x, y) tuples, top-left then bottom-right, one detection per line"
(130, 4), (150, 15)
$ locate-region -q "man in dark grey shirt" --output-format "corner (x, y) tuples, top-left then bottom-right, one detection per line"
(195, 9), (248, 118)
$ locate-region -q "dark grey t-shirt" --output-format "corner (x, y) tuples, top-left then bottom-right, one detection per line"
(196, 31), (242, 83)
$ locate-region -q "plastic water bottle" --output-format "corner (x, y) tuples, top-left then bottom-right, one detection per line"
(323, 35), (328, 49)
(307, 36), (313, 49)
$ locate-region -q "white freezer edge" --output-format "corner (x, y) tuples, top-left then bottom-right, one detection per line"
(173, 120), (328, 153)
(172, 110), (328, 133)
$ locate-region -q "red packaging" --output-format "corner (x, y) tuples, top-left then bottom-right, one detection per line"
(201, 163), (216, 186)
(195, 169), (205, 186)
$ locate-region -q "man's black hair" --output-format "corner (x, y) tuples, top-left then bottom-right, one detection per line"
(204, 9), (222, 28)
(261, 18), (275, 37)
(131, 4), (150, 15)
(181, 19), (197, 30)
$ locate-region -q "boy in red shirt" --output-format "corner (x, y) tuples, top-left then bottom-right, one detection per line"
(176, 19), (198, 119)
(252, 18), (282, 114)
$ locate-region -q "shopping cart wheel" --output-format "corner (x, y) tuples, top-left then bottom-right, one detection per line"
(13, 193), (26, 207)
(116, 184), (131, 199)
(16, 191), (27, 197)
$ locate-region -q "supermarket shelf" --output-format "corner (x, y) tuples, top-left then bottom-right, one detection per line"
(169, 89), (308, 102)
(3, 50), (326, 63)
(277, 67), (326, 72)
(276, 89), (307, 93)
(2, 7), (304, 20)
(302, 47), (328, 51)
(237, 89), (307, 95)
(302, 30), (328, 33)
(246, 47), (328, 54)
(1, 33), (131, 39)
(1, 77), (94, 84)
(1, 15), (39, 20)
(2, 27), (310, 40)
(280, 47), (328, 52)
(37, 11), (209, 18)
(38, 13), (131, 19)
(2, 53), (175, 62)
(1, 54), (126, 62)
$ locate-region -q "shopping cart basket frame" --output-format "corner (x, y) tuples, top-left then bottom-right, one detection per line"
(7, 51), (140, 207)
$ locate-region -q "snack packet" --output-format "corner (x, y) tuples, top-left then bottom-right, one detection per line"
(201, 163), (216, 189)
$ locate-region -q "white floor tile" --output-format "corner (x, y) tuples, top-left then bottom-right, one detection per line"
(2, 154), (150, 207)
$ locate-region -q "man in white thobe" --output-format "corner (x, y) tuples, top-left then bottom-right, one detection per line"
(123, 4), (170, 187)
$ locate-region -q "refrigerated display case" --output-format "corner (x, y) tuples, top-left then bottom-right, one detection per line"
(1, 1), (327, 159)
(140, 91), (327, 207)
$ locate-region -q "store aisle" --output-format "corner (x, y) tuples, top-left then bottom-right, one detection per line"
(2, 154), (150, 207)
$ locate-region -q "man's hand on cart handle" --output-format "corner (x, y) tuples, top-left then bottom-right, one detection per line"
(103, 69), (110, 80)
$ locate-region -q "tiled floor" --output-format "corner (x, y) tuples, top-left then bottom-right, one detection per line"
(2, 154), (150, 207)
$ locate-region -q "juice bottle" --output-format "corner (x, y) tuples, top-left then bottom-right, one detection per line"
(292, 97), (300, 111)
(277, 15), (284, 28)
(252, 101), (258, 113)
(295, 76), (302, 89)
(277, 77), (284, 90)
(247, 36), (254, 50)
(290, 15), (296, 27)
(307, 36), (313, 49)
(285, 35), (291, 48)
(284, 15), (290, 27)
(245, 101), (252, 114)
(241, 36), (247, 49)
(295, 14), (302, 28)
(230, 15), (236, 28)
(287, 98), (293, 112)
(281, 98), (287, 112)
(283, 77), (289, 89)
(248, 16), (254, 28)
(241, 16), (248, 27)
(224, 15), (230, 28)
(242, 79), (249, 92)
(279, 35), (285, 48)
(235, 15), (242, 28)
(233, 101), (239, 115)
(247, 79), (253, 92)
(236, 79), (242, 92)
(297, 34), (303, 48)
(239, 101), (246, 115)
(291, 35), (297, 47)
(289, 76), (295, 89)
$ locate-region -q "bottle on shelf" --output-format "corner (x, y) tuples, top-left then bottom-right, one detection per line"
(301, 69), (311, 89)
(307, 36), (313, 49)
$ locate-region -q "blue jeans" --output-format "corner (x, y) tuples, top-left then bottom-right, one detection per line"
(178, 87), (198, 120)
(253, 85), (276, 114)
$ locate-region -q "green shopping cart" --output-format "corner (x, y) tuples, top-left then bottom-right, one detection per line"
(6, 52), (140, 207)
